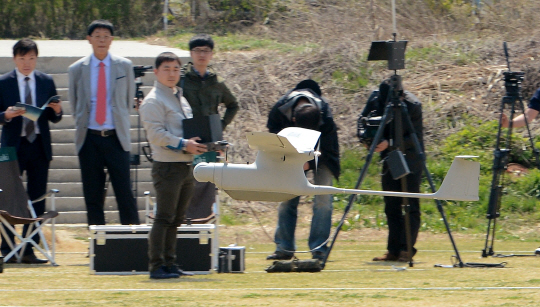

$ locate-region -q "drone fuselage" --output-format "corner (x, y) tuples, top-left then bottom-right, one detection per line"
(194, 150), (319, 202)
(193, 128), (480, 203)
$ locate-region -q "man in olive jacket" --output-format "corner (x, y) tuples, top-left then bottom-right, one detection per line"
(178, 34), (238, 130)
(178, 34), (239, 220)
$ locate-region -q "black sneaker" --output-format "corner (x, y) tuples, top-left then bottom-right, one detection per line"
(266, 251), (294, 260)
(166, 264), (194, 276)
(150, 266), (180, 279)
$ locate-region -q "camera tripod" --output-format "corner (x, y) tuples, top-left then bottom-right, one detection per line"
(482, 43), (540, 258)
(130, 65), (153, 202)
(322, 73), (469, 268)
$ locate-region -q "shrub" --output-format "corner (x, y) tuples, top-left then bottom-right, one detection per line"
(0, 0), (162, 38)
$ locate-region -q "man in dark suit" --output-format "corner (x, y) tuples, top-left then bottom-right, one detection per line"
(0, 38), (63, 264)
(68, 20), (140, 225)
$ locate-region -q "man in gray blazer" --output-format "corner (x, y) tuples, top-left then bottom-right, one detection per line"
(68, 19), (140, 225)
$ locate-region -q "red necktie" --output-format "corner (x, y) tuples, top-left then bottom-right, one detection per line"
(96, 62), (106, 125)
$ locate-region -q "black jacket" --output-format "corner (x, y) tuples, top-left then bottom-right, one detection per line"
(360, 90), (423, 165)
(0, 70), (62, 161)
(267, 89), (340, 180)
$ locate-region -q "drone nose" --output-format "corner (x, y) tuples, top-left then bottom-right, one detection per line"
(193, 162), (215, 183)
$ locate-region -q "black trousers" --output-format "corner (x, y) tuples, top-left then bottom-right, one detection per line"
(1, 135), (49, 257)
(78, 132), (140, 225)
(381, 160), (422, 257)
(148, 161), (194, 272)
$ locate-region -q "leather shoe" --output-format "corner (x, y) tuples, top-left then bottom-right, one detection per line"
(21, 254), (48, 264)
(4, 256), (18, 264)
(166, 265), (194, 276)
(266, 251), (294, 260)
(372, 251), (399, 262)
(150, 266), (179, 279)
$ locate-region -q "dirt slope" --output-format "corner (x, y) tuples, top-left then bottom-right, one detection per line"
(170, 1), (540, 225)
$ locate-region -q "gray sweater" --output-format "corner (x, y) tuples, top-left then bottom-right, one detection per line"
(140, 81), (193, 162)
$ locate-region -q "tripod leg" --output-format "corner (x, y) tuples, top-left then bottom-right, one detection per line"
(402, 194), (413, 267)
(489, 218), (498, 255)
(482, 219), (492, 257)
(484, 218), (498, 257)
(321, 104), (394, 268)
(484, 164), (503, 257)
(483, 96), (513, 256)
(400, 105), (465, 267)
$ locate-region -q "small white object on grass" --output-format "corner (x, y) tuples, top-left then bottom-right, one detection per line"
(392, 265), (406, 271)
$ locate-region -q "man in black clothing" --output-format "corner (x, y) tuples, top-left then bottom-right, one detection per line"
(359, 79), (423, 262)
(0, 38), (63, 263)
(266, 79), (340, 261)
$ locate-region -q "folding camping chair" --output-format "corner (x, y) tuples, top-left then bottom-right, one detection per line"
(0, 147), (59, 265)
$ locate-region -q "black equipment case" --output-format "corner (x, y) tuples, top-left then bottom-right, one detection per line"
(218, 246), (245, 273)
(89, 224), (217, 275)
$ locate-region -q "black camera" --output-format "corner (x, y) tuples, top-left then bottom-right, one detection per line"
(357, 110), (383, 146)
(133, 65), (153, 78)
(503, 71), (525, 96)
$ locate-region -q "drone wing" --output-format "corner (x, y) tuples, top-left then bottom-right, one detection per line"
(277, 127), (321, 153)
(247, 127), (321, 154)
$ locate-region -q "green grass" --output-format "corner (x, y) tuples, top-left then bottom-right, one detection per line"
(331, 66), (371, 92)
(220, 208), (249, 226)
(406, 43), (479, 66)
(3, 228), (540, 306)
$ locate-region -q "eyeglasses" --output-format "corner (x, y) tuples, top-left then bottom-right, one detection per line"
(191, 48), (213, 55)
(91, 35), (112, 40)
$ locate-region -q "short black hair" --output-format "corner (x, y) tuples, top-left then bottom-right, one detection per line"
(155, 52), (182, 69)
(293, 100), (321, 130)
(189, 34), (214, 50)
(87, 19), (114, 36)
(13, 38), (38, 57)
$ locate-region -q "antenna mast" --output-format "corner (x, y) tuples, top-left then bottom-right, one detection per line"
(392, 0), (397, 41)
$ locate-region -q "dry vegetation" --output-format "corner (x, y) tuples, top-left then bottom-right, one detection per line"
(207, 1), (540, 154)
(165, 0), (540, 226)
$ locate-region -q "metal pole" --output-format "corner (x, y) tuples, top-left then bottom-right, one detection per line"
(391, 0), (397, 36)
(163, 0), (169, 33)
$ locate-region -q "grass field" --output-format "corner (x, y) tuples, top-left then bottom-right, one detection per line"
(1, 227), (540, 306)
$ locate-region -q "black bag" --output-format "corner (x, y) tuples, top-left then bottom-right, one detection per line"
(265, 258), (322, 273)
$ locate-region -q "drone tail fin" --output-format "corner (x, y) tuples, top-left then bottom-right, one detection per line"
(433, 156), (480, 201)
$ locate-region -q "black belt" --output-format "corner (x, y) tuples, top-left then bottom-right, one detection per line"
(88, 129), (116, 137)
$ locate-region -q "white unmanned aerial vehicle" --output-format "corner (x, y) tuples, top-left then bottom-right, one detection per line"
(193, 127), (479, 202)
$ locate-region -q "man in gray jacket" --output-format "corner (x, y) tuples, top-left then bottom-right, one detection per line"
(68, 20), (140, 225)
(140, 52), (207, 279)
